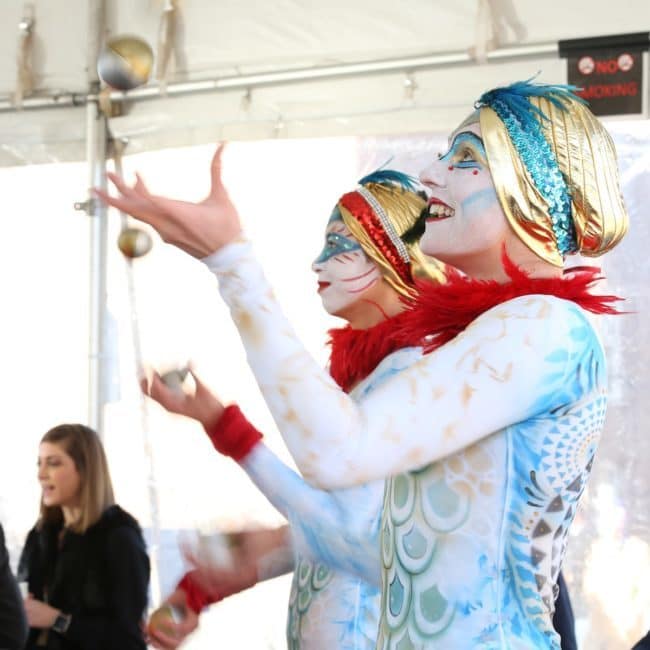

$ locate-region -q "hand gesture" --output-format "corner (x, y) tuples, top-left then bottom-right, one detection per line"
(142, 368), (225, 429)
(147, 589), (199, 650)
(94, 145), (242, 258)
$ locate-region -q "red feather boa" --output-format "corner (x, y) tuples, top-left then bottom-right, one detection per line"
(328, 256), (623, 393)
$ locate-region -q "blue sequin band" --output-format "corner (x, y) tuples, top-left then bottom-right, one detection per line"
(476, 86), (578, 257)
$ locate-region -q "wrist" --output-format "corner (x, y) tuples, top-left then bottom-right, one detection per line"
(203, 404), (262, 461)
(51, 612), (71, 634)
(178, 571), (218, 614)
(198, 403), (225, 431)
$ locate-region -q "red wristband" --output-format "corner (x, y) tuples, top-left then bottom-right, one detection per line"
(203, 404), (263, 461)
(177, 570), (222, 614)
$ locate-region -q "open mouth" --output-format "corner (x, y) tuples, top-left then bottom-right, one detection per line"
(426, 197), (455, 221)
(317, 281), (330, 293)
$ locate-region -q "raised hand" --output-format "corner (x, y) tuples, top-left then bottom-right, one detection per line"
(142, 368), (225, 429)
(94, 144), (242, 258)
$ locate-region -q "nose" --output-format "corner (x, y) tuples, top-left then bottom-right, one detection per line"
(419, 157), (447, 188)
(311, 259), (322, 274)
(37, 464), (47, 481)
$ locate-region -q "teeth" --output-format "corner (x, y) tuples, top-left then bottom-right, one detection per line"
(428, 204), (454, 218)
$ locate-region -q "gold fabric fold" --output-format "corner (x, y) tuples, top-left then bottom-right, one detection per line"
(341, 184), (444, 298)
(479, 95), (628, 265)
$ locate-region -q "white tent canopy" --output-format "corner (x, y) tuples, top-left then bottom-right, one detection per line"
(0, 0), (648, 165)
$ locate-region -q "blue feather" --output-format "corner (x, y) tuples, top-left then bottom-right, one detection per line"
(476, 77), (587, 121)
(358, 168), (419, 191)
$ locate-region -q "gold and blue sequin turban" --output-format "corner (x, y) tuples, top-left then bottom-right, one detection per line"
(475, 80), (629, 266)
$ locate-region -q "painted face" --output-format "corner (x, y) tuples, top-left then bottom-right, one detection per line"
(418, 121), (509, 271)
(312, 208), (382, 318)
(38, 441), (82, 510)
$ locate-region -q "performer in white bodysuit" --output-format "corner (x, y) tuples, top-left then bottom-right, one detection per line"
(141, 172), (442, 649)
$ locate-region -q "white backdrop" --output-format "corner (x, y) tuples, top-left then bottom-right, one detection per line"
(0, 120), (648, 648)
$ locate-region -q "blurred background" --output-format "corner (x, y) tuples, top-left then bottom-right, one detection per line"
(0, 1), (648, 647)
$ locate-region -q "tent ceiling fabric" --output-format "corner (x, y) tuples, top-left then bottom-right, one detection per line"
(0, 0), (648, 165)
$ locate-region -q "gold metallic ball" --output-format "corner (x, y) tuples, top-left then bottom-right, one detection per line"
(97, 35), (154, 91)
(117, 227), (153, 258)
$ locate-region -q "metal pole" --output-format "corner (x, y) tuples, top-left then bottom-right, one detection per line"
(86, 100), (108, 437)
(87, 1), (105, 434)
(86, 0), (108, 437)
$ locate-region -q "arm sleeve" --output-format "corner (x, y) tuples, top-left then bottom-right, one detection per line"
(204, 240), (598, 489)
(0, 524), (28, 650)
(66, 526), (150, 650)
(242, 444), (381, 585)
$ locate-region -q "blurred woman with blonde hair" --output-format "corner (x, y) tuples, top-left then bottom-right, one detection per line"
(19, 423), (150, 649)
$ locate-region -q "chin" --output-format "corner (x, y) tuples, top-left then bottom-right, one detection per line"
(420, 221), (453, 258)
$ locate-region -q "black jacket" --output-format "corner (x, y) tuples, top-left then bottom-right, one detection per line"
(18, 505), (150, 650)
(0, 523), (28, 650)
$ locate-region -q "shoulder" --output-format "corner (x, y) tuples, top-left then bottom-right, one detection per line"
(95, 505), (142, 531)
(470, 295), (599, 343)
(89, 506), (146, 551)
(436, 295), (604, 384)
(87, 508), (149, 582)
(480, 293), (589, 320)
(20, 525), (42, 553)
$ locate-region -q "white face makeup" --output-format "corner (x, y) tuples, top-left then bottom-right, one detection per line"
(418, 122), (509, 272)
(38, 441), (82, 510)
(312, 212), (382, 319)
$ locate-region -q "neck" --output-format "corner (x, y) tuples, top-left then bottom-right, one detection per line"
(454, 240), (562, 282)
(62, 505), (81, 528)
(346, 290), (405, 329)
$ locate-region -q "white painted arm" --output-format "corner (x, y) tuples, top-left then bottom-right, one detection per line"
(205, 240), (599, 489)
(241, 444), (381, 585)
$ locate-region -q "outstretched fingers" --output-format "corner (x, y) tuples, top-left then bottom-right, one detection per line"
(93, 187), (141, 217)
(188, 368), (211, 399)
(208, 144), (226, 199)
(106, 171), (138, 198)
(133, 172), (151, 197)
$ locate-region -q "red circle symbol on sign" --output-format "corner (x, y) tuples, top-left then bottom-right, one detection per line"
(578, 56), (595, 75)
(618, 53), (634, 72)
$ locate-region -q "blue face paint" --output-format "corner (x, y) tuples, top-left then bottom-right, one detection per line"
(460, 187), (499, 214)
(314, 232), (362, 264)
(440, 132), (487, 170)
(314, 208), (362, 264)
